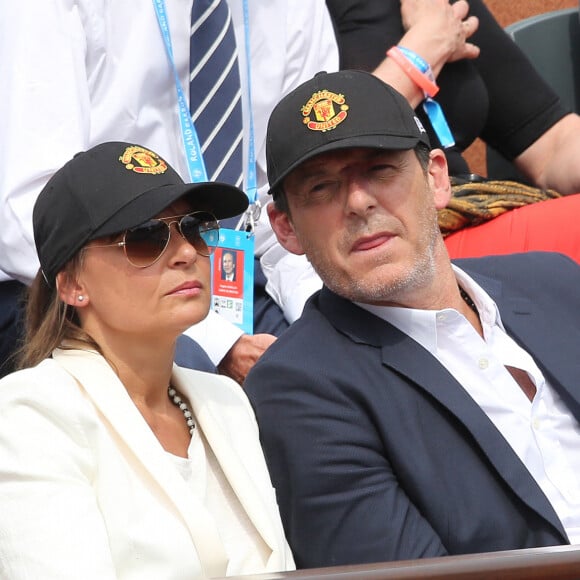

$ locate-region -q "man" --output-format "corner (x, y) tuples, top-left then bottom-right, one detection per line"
(221, 251), (237, 282)
(0, 1), (338, 380)
(244, 70), (580, 568)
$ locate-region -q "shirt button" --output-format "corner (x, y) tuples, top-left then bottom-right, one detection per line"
(478, 358), (489, 369)
(437, 313), (447, 322)
(532, 418), (541, 430)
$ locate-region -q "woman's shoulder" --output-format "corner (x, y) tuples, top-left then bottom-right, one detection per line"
(0, 355), (100, 456)
(0, 356), (77, 397)
(0, 352), (103, 429)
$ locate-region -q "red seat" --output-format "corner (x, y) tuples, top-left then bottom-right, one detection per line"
(445, 194), (580, 263)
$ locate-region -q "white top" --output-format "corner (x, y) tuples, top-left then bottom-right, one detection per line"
(358, 266), (580, 544)
(168, 427), (267, 574)
(0, 0), (339, 360)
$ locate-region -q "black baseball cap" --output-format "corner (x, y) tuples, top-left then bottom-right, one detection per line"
(266, 70), (431, 196)
(33, 141), (249, 284)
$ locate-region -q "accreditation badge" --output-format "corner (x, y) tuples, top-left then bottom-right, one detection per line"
(210, 228), (254, 334)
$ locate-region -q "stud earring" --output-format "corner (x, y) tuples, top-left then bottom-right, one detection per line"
(77, 295), (84, 302)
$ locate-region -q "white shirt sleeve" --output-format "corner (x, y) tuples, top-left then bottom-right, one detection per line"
(0, 3), (94, 283)
(261, 248), (323, 324)
(183, 310), (244, 365)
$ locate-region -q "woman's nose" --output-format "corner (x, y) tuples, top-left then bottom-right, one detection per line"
(168, 221), (197, 264)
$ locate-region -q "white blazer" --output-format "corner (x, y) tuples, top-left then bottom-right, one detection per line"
(0, 348), (294, 579)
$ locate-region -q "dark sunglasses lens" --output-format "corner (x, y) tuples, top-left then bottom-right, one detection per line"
(180, 213), (219, 256)
(124, 220), (170, 266)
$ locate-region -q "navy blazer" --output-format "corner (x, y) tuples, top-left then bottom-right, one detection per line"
(244, 252), (580, 569)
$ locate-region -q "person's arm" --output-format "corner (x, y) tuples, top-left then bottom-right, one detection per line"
(245, 360), (448, 568)
(452, 0), (579, 193)
(0, 370), (117, 579)
(183, 312), (276, 384)
(382, 0), (480, 108)
(217, 332), (276, 384)
(514, 114), (580, 195)
(328, 0), (480, 109)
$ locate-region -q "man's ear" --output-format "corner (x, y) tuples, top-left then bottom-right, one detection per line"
(56, 271), (89, 308)
(428, 149), (452, 210)
(267, 202), (305, 256)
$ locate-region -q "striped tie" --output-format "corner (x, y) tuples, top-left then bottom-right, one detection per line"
(189, 0), (244, 189)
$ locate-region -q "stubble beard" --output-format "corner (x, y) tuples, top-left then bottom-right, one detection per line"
(303, 202), (441, 306)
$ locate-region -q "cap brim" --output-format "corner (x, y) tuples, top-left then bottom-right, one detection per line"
(93, 181), (249, 238)
(269, 134), (423, 195)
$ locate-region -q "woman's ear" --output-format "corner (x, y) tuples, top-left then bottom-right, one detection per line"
(56, 271), (88, 308)
(428, 149), (453, 209)
(267, 202), (305, 256)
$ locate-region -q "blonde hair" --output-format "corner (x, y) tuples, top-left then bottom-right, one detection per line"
(16, 254), (101, 370)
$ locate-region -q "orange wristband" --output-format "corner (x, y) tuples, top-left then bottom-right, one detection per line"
(386, 46), (439, 98)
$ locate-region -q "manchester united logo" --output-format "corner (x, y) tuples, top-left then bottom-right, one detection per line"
(301, 90), (349, 132)
(119, 145), (168, 175)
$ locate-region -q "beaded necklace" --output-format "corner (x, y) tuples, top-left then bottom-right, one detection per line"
(459, 286), (479, 316)
(168, 386), (195, 436)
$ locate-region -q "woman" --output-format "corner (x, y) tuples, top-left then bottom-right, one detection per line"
(0, 142), (294, 579)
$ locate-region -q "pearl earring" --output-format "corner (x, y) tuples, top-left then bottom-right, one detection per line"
(77, 295), (84, 302)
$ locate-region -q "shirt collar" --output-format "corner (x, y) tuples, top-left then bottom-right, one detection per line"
(355, 265), (504, 354)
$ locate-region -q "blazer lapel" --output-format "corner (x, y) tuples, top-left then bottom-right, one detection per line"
(53, 348), (228, 578)
(318, 287), (567, 539)
(174, 367), (280, 560)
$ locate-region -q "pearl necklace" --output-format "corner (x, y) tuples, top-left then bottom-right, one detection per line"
(168, 386), (195, 436)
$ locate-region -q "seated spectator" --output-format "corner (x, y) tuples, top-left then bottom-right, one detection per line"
(0, 142), (294, 579)
(244, 71), (580, 568)
(0, 1), (339, 380)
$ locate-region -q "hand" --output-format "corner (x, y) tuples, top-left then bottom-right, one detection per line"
(400, 0), (480, 66)
(217, 333), (277, 385)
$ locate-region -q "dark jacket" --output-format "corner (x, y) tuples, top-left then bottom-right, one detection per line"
(245, 252), (580, 568)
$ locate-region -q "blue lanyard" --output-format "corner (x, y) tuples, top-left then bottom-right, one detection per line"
(152, 0), (257, 204)
(153, 0), (208, 181)
(241, 0), (257, 205)
(397, 46), (455, 149)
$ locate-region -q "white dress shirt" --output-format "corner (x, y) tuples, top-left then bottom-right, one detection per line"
(0, 1), (339, 360)
(358, 266), (580, 544)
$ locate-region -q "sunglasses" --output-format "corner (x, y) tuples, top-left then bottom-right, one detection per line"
(88, 211), (219, 268)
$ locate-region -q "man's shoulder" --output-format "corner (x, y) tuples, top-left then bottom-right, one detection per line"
(454, 251), (579, 281)
(247, 291), (352, 374)
(454, 251), (577, 271)
(455, 252), (580, 311)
